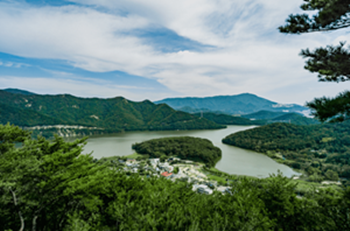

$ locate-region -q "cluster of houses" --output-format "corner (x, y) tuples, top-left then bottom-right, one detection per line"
(119, 157), (232, 195)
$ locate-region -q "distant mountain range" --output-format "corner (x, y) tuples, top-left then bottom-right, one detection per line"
(3, 88), (36, 95)
(195, 111), (319, 126)
(0, 89), (224, 137)
(154, 93), (308, 115)
(1, 89), (318, 137)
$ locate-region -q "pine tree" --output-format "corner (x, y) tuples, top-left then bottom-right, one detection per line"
(279, 0), (350, 122)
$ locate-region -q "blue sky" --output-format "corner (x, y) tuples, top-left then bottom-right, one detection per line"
(0, 0), (350, 104)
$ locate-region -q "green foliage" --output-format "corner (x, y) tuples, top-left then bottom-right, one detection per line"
(132, 136), (222, 167)
(193, 112), (266, 125)
(279, 0), (350, 33)
(223, 122), (350, 153)
(223, 122), (350, 182)
(0, 103), (65, 126)
(1, 124), (350, 230)
(279, 0), (350, 122)
(300, 42), (350, 83)
(0, 90), (224, 138)
(325, 169), (339, 181)
(0, 123), (31, 154)
(307, 90), (350, 122)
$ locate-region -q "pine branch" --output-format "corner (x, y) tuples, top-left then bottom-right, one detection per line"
(279, 0), (350, 34)
(300, 42), (350, 82)
(306, 91), (350, 122)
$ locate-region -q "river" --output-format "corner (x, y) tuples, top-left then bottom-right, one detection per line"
(78, 125), (298, 178)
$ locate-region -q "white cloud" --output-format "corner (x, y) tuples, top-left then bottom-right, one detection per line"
(0, 60), (29, 68)
(0, 0), (348, 104)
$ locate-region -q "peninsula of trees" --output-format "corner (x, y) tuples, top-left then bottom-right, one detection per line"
(132, 136), (222, 167)
(222, 122), (350, 184)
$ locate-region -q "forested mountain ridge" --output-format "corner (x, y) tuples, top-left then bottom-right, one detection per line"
(154, 93), (307, 114)
(3, 88), (36, 95)
(0, 90), (224, 137)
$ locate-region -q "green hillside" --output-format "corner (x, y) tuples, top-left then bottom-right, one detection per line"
(271, 113), (320, 125)
(0, 103), (65, 126)
(178, 106), (225, 114)
(242, 110), (287, 120)
(222, 122), (350, 183)
(0, 91), (225, 136)
(193, 112), (266, 125)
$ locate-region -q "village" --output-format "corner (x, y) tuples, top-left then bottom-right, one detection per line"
(106, 155), (232, 195)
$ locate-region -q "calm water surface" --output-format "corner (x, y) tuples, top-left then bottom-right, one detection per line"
(78, 126), (298, 178)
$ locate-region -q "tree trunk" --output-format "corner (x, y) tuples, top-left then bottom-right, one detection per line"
(32, 215), (38, 231)
(9, 188), (25, 231)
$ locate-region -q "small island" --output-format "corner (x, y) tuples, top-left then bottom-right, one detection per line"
(132, 136), (222, 167)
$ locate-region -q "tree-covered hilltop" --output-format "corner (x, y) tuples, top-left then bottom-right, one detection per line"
(132, 136), (222, 167)
(0, 90), (225, 137)
(222, 122), (350, 183)
(1, 124), (350, 230)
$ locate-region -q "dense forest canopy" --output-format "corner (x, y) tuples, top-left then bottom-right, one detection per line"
(222, 122), (350, 182)
(1, 124), (350, 230)
(0, 90), (224, 138)
(132, 136), (222, 167)
(223, 122), (350, 153)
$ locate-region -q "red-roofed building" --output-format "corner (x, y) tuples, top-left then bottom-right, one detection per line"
(161, 171), (173, 177)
